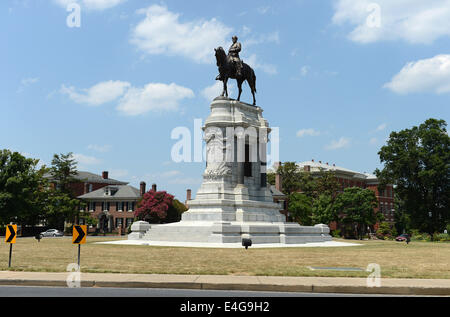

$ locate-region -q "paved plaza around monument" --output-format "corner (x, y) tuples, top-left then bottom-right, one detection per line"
(95, 239), (361, 248)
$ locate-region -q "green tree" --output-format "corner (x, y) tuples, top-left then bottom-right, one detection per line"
(288, 192), (313, 225)
(312, 194), (337, 225)
(275, 162), (303, 194)
(50, 152), (78, 194)
(392, 193), (411, 235)
(333, 187), (381, 240)
(375, 118), (450, 237)
(44, 153), (84, 228)
(315, 170), (341, 199)
(0, 150), (46, 226)
(0, 150), (40, 225)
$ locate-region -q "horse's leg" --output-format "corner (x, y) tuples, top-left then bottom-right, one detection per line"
(237, 79), (243, 101)
(251, 81), (256, 105)
(249, 73), (256, 105)
(224, 78), (229, 97)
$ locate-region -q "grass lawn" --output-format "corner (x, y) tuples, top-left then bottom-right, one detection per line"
(1, 237), (449, 279)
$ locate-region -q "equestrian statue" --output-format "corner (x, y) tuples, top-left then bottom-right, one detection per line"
(215, 35), (257, 106)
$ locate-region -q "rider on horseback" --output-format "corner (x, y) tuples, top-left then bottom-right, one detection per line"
(228, 36), (243, 77)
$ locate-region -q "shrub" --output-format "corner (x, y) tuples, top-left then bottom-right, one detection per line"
(411, 232), (431, 242)
(433, 233), (450, 242)
(135, 190), (174, 223)
(376, 222), (397, 240)
(331, 229), (341, 238)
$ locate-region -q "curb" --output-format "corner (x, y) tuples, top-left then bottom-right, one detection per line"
(0, 279), (449, 296)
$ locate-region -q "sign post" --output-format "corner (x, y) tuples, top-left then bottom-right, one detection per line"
(72, 225), (87, 267)
(5, 225), (17, 268)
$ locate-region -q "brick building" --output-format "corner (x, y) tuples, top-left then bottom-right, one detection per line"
(78, 182), (148, 234)
(45, 170), (145, 233)
(273, 161), (395, 230)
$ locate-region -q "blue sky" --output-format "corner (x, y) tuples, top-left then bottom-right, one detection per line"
(1, 0), (449, 200)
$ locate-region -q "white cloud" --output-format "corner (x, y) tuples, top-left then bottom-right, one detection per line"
(369, 137), (378, 145)
(117, 83), (195, 116)
(257, 6), (271, 15)
(332, 0), (450, 44)
(245, 32), (280, 46)
(60, 80), (131, 106)
(160, 170), (182, 178)
(201, 82), (234, 102)
(325, 137), (351, 150)
(60, 80), (194, 116)
(17, 77), (39, 92)
(130, 5), (232, 64)
(375, 123), (387, 132)
(300, 66), (310, 77)
(296, 128), (320, 138)
(73, 153), (102, 166)
(384, 54), (450, 95)
(53, 0), (126, 11)
(245, 54), (278, 75)
(87, 144), (112, 153)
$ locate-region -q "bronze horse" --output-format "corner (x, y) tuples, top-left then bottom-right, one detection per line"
(215, 47), (257, 106)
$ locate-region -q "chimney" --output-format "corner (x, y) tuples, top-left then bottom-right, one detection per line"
(102, 171), (109, 180)
(186, 189), (192, 201)
(84, 183), (90, 194)
(326, 162), (329, 165)
(140, 182), (146, 196)
(152, 184), (157, 192)
(275, 173), (282, 193)
(319, 161), (322, 164)
(312, 159), (314, 162)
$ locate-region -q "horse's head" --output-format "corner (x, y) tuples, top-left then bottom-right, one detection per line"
(215, 47), (227, 66)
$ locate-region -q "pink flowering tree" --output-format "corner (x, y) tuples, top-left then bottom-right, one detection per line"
(135, 190), (174, 223)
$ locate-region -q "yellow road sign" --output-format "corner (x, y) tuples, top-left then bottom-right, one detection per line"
(5, 225), (17, 244)
(72, 225), (87, 244)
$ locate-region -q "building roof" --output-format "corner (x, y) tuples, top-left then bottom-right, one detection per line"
(270, 185), (286, 198)
(44, 171), (128, 185)
(297, 161), (378, 181)
(77, 185), (141, 200)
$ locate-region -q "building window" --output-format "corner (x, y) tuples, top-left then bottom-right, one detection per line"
(128, 202), (135, 212)
(89, 184), (93, 192)
(115, 218), (123, 228)
(116, 202), (124, 212)
(89, 202), (96, 212)
(126, 218), (134, 228)
(102, 202), (110, 212)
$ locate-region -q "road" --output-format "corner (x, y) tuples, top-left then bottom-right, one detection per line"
(0, 286), (406, 297)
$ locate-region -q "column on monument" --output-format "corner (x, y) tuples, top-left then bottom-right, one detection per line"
(236, 132), (245, 185)
(259, 129), (268, 188)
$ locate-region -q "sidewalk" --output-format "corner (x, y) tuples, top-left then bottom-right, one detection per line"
(0, 271), (449, 295)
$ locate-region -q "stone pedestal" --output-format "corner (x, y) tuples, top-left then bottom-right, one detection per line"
(135, 97), (332, 245)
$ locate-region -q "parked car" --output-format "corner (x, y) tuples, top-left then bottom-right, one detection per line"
(40, 229), (64, 237)
(395, 234), (410, 242)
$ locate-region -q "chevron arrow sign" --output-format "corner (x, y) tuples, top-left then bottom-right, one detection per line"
(5, 225), (17, 244)
(72, 225), (87, 244)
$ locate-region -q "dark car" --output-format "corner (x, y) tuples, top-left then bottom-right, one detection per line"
(40, 229), (64, 237)
(396, 234), (410, 242)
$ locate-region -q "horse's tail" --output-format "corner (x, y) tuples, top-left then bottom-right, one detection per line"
(252, 69), (257, 94)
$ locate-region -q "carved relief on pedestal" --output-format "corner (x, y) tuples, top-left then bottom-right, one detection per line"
(203, 128), (232, 181)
